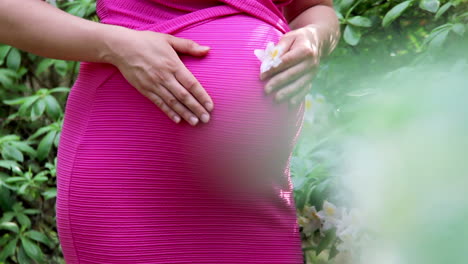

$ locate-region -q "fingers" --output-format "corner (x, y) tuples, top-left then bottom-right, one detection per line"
(276, 33), (296, 55)
(156, 84), (202, 126)
(175, 67), (214, 112)
(260, 45), (317, 81)
(168, 35), (211, 57)
(289, 85), (311, 106)
(264, 60), (312, 95)
(274, 74), (312, 103)
(145, 91), (181, 124)
(165, 77), (211, 124)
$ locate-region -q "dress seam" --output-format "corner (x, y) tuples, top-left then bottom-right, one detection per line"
(65, 65), (121, 264)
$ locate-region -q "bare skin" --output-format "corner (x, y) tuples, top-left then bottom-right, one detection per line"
(0, 0), (213, 126)
(263, 0), (341, 105)
(0, 0), (339, 124)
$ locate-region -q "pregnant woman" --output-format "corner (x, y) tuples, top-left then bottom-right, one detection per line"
(0, 0), (339, 263)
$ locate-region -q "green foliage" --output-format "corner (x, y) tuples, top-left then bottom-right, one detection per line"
(292, 0), (467, 262)
(0, 0), (466, 263)
(0, 1), (96, 263)
(334, 59), (468, 264)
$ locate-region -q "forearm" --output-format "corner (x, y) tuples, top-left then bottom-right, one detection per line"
(0, 0), (121, 63)
(288, 5), (340, 57)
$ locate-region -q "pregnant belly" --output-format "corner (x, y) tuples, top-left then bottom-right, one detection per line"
(56, 15), (304, 262)
(63, 14), (305, 198)
(174, 15), (305, 195)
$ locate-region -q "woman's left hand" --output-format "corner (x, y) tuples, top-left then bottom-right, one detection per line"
(260, 25), (323, 105)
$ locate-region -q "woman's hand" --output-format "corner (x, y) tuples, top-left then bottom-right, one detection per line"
(104, 27), (214, 126)
(260, 25), (323, 105)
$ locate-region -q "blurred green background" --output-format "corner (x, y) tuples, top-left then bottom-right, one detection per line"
(0, 0), (467, 263)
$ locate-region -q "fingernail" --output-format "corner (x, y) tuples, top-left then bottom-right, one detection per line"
(189, 116), (199, 126)
(205, 102), (213, 112)
(197, 46), (210, 52)
(201, 113), (210, 123)
(173, 115), (181, 123)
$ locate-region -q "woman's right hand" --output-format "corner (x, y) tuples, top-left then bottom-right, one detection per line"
(103, 26), (214, 126)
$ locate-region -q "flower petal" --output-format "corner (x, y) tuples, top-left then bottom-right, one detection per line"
(266, 42), (275, 52)
(261, 62), (272, 74)
(276, 45), (284, 56)
(254, 49), (266, 61)
(272, 58), (282, 68)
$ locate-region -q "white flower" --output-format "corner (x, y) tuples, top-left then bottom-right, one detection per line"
(304, 93), (330, 125)
(254, 42), (284, 74)
(316, 200), (341, 232)
(298, 205), (322, 236)
(336, 234), (354, 253)
(336, 208), (361, 241)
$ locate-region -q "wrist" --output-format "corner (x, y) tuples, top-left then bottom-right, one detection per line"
(303, 24), (331, 58)
(96, 24), (127, 65)
(305, 23), (340, 58)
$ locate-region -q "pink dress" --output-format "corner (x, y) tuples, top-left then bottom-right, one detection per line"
(56, 0), (305, 263)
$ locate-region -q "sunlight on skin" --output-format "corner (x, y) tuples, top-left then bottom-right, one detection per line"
(260, 25), (329, 105)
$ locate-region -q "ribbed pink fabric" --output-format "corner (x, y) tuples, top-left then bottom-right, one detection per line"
(56, 1), (305, 263)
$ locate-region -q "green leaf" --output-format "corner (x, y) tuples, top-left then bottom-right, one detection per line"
(343, 25), (361, 46)
(0, 222), (19, 233)
(21, 237), (45, 262)
(10, 141), (36, 157)
(37, 131), (57, 161)
(0, 135), (20, 143)
(426, 27), (451, 49)
(347, 16), (372, 27)
(316, 178), (331, 194)
(49, 86), (71, 93)
(316, 229), (336, 255)
(0, 238), (17, 262)
(0, 68), (17, 87)
(17, 245), (33, 264)
(419, 0), (440, 13)
(25, 230), (54, 248)
(1, 212), (15, 223)
(0, 160), (21, 171)
(329, 243), (340, 260)
(2, 144), (24, 162)
(6, 48), (21, 71)
(2, 97), (26, 105)
(42, 188), (57, 200)
(28, 125), (54, 141)
(336, 11), (344, 21)
(33, 175), (48, 182)
(4, 177), (26, 184)
(86, 4), (96, 17)
(337, 0), (354, 12)
(68, 5), (86, 17)
(452, 23), (465, 36)
(44, 95), (62, 119)
(35, 58), (55, 76)
(18, 95), (40, 116)
(435, 2), (453, 19)
(23, 209), (40, 215)
(0, 234), (10, 246)
(54, 131), (61, 147)
(0, 45), (12, 65)
(53, 60), (68, 76)
(31, 99), (47, 120)
(382, 0), (413, 27)
(18, 183), (28, 194)
(16, 213), (31, 229)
